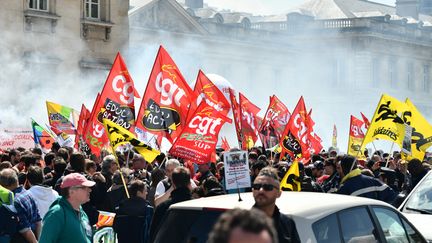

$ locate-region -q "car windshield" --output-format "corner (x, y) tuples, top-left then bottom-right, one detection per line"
(405, 172), (432, 214)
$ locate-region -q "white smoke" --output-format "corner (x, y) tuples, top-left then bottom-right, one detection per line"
(1, 0), (429, 155)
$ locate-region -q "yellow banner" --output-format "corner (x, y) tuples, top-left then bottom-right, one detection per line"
(103, 119), (160, 163)
(402, 99), (432, 160)
(361, 94), (409, 151)
(280, 160), (301, 191)
(347, 136), (364, 157)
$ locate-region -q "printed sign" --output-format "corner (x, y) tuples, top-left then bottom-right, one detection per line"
(223, 150), (251, 190)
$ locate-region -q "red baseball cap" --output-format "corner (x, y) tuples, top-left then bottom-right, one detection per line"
(60, 173), (96, 189)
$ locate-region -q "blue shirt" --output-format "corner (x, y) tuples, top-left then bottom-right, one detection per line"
(12, 186), (41, 232)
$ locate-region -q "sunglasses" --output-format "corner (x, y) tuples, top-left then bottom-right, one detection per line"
(252, 183), (278, 191)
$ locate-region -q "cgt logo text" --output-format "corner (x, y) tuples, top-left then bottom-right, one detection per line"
(189, 116), (222, 135)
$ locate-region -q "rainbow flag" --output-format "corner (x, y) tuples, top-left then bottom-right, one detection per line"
(31, 119), (54, 149)
(46, 101), (78, 134)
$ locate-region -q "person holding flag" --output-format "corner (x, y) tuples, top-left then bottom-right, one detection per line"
(337, 155), (397, 204)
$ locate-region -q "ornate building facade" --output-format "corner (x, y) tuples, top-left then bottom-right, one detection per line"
(128, 0), (432, 147)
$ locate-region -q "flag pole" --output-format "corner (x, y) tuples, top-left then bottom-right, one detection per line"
(371, 141), (378, 153)
(158, 156), (168, 169)
(113, 152), (130, 199)
(385, 142), (395, 167)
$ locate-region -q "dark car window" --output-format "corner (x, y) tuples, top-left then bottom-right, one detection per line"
(372, 207), (410, 243)
(339, 207), (379, 243)
(312, 213), (342, 243)
(154, 208), (224, 243)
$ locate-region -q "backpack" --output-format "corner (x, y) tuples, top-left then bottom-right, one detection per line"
(0, 197), (19, 237)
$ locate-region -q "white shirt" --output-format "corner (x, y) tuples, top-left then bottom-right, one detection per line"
(28, 185), (59, 219)
(154, 178), (197, 197)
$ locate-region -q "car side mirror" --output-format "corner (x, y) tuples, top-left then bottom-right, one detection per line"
(392, 193), (407, 208)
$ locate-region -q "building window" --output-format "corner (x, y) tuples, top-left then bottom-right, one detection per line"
(29, 0), (48, 11)
(407, 62), (414, 90)
(389, 59), (397, 88)
(424, 65), (430, 92)
(85, 0), (100, 19)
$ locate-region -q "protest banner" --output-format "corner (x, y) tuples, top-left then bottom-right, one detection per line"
(0, 129), (34, 150)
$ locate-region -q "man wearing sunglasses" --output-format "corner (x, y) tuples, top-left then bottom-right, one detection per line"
(252, 167), (300, 243)
(40, 173), (95, 243)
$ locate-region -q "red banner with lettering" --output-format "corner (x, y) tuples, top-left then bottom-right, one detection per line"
(169, 102), (231, 164)
(280, 96), (310, 159)
(84, 53), (139, 156)
(136, 46), (196, 143)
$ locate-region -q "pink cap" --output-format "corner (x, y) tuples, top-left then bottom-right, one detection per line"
(60, 173), (96, 189)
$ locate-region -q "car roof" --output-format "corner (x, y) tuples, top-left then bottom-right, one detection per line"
(171, 191), (392, 218)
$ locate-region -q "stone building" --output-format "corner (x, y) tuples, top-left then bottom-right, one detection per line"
(128, 0), (432, 148)
(0, 0), (129, 127)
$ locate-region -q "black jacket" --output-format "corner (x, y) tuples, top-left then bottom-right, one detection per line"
(149, 187), (191, 243)
(114, 197), (153, 243)
(253, 205), (300, 243)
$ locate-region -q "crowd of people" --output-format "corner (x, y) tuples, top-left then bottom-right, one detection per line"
(0, 142), (431, 243)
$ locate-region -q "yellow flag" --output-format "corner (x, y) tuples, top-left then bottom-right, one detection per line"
(280, 160), (301, 191)
(402, 99), (432, 160)
(102, 119), (160, 163)
(347, 136), (364, 157)
(361, 94), (410, 151)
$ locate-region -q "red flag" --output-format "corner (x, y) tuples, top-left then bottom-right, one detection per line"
(136, 46), (196, 143)
(348, 115), (366, 156)
(259, 95), (290, 137)
(75, 104), (90, 149)
(350, 115), (365, 138)
(239, 93), (261, 150)
(280, 96), (310, 159)
(221, 136), (230, 151)
(310, 133), (323, 154)
(360, 112), (370, 130)
(77, 104), (91, 137)
(84, 53), (139, 156)
(169, 102), (231, 164)
(193, 70), (231, 116)
(259, 95), (290, 148)
(228, 88), (242, 147)
(305, 109), (322, 155)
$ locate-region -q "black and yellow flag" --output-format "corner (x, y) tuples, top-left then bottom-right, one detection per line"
(403, 99), (432, 160)
(103, 119), (160, 163)
(361, 94), (410, 151)
(280, 160), (301, 191)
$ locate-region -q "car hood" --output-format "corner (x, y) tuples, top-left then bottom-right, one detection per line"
(403, 213), (432, 240)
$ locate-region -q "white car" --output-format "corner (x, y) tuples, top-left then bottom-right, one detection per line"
(154, 192), (426, 243)
(399, 170), (432, 241)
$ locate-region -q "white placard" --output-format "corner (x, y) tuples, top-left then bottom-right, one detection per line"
(223, 150), (251, 190)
